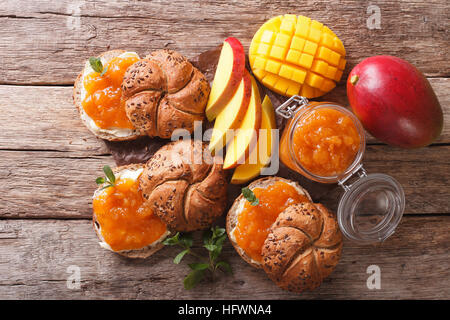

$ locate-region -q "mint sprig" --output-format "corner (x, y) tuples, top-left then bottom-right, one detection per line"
(242, 187), (259, 206)
(163, 226), (232, 290)
(89, 57), (108, 76)
(96, 165), (116, 190)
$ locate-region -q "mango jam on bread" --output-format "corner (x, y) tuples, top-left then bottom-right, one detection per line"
(74, 50), (143, 141)
(226, 177), (311, 268)
(93, 164), (170, 258)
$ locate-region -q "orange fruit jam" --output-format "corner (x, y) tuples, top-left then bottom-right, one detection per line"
(93, 176), (167, 252)
(82, 55), (139, 129)
(292, 108), (361, 177)
(234, 181), (310, 263)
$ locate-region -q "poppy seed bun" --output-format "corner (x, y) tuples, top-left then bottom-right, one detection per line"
(122, 49), (210, 139)
(262, 202), (343, 293)
(226, 177), (312, 269)
(139, 139), (227, 232)
(93, 163), (170, 258)
(73, 50), (143, 141)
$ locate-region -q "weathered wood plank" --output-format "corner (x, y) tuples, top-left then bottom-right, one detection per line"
(0, 146), (448, 219)
(0, 151), (114, 219)
(0, 78), (448, 155)
(0, 0), (448, 302)
(319, 145), (450, 214)
(0, 216), (448, 299)
(0, 0), (448, 84)
(0, 86), (108, 154)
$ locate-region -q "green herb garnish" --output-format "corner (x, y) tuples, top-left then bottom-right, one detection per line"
(96, 165), (116, 190)
(163, 226), (232, 290)
(89, 57), (108, 76)
(242, 187), (259, 206)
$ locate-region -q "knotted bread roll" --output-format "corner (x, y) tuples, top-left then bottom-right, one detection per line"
(122, 49), (210, 139)
(139, 139), (227, 232)
(262, 202), (343, 293)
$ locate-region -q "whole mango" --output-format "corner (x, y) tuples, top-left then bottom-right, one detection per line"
(347, 56), (443, 148)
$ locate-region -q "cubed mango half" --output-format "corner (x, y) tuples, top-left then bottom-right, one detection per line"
(249, 14), (346, 98)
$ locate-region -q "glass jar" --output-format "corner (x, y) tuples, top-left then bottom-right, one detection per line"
(277, 96), (405, 243)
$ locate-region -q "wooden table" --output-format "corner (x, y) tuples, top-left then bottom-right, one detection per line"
(0, 0), (448, 300)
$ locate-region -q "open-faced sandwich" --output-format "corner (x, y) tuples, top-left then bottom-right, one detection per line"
(93, 163), (170, 258)
(226, 176), (343, 293)
(92, 139), (228, 258)
(74, 49), (210, 141)
(140, 139), (228, 232)
(74, 50), (142, 141)
(227, 176), (312, 268)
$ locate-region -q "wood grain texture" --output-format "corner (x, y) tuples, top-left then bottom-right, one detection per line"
(0, 78), (448, 155)
(0, 0), (448, 85)
(0, 216), (448, 299)
(0, 151), (114, 219)
(0, 0), (449, 300)
(0, 146), (448, 219)
(319, 144), (450, 214)
(0, 86), (108, 154)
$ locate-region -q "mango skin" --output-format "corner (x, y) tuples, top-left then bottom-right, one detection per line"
(347, 56), (443, 148)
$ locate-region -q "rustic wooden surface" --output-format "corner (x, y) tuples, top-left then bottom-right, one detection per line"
(0, 0), (449, 300)
(0, 216), (448, 299)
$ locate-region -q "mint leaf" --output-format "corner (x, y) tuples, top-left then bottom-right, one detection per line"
(214, 234), (227, 247)
(211, 234), (226, 262)
(204, 244), (217, 252)
(174, 249), (189, 264)
(212, 227), (226, 239)
(96, 165), (116, 189)
(103, 165), (115, 184)
(216, 261), (232, 274)
(202, 229), (213, 245)
(188, 263), (209, 271)
(89, 57), (104, 74)
(100, 184), (114, 191)
(184, 269), (205, 290)
(100, 65), (108, 77)
(210, 246), (222, 262)
(168, 225), (232, 290)
(163, 232), (180, 246)
(242, 187), (259, 206)
(179, 233), (193, 248)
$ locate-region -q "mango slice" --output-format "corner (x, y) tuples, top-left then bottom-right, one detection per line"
(231, 95), (276, 184)
(249, 14), (346, 98)
(223, 75), (262, 170)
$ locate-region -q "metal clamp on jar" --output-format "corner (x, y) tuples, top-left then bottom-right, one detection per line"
(276, 95), (405, 243)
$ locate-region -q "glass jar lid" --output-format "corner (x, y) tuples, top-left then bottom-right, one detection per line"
(276, 95), (406, 242)
(337, 166), (405, 242)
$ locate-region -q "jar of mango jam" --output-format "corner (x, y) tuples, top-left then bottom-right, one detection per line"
(280, 101), (365, 183)
(277, 96), (405, 242)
